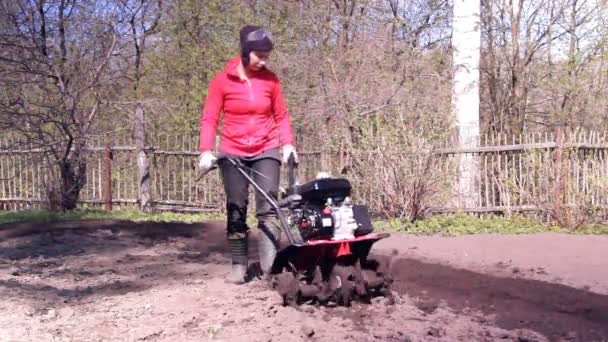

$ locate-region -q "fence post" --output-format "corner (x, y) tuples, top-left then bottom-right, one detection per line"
(553, 127), (564, 217)
(104, 143), (113, 211)
(134, 104), (152, 212)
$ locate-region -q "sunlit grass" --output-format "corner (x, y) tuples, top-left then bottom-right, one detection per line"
(0, 209), (224, 225)
(1, 210), (607, 235)
(373, 213), (608, 235)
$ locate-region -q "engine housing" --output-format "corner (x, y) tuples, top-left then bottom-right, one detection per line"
(287, 177), (373, 241)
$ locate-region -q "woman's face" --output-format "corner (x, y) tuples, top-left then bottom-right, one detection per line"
(247, 50), (271, 71)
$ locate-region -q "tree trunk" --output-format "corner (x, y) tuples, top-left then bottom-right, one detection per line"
(509, 0), (525, 133)
(452, 0), (481, 208)
(134, 103), (151, 212)
(563, 0), (578, 127)
(59, 148), (87, 211)
(547, 1), (554, 65)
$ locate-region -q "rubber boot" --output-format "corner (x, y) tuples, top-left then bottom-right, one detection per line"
(257, 218), (282, 277)
(226, 237), (248, 284)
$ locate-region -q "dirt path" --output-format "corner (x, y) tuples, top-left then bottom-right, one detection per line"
(0, 220), (607, 341)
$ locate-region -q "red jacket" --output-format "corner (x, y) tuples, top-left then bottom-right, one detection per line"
(199, 56), (295, 156)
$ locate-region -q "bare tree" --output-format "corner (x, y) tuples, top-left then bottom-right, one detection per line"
(0, 0), (120, 210)
(386, 0), (452, 48)
(264, 0), (455, 218)
(116, 0), (162, 212)
(480, 0), (608, 133)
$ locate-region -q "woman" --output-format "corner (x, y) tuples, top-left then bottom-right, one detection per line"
(198, 25), (298, 284)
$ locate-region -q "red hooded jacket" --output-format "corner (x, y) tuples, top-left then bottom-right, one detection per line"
(199, 56), (294, 157)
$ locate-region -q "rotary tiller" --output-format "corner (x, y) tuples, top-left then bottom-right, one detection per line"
(212, 153), (394, 307)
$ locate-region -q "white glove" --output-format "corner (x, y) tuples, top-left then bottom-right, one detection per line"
(282, 144), (298, 164)
(198, 151), (217, 175)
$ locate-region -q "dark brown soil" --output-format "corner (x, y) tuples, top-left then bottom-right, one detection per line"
(1, 219), (607, 341)
(391, 258), (608, 341)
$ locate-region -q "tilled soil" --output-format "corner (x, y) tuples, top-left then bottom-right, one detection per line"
(0, 219), (607, 342)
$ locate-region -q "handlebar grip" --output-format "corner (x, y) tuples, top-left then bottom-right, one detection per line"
(288, 152), (298, 167)
(212, 152), (244, 168)
(287, 152), (298, 189)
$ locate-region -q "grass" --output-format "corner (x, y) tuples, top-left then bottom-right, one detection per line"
(373, 213), (608, 236)
(0, 209), (224, 225)
(1, 209), (607, 235)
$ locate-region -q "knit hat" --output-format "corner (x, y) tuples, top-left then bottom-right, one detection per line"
(239, 25), (273, 66)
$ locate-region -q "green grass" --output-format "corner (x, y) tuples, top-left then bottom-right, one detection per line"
(0, 209), (224, 225)
(1, 209), (607, 235)
(373, 213), (608, 236)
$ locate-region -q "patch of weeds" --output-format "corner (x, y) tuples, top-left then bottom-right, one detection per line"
(3, 210), (606, 235)
(572, 224), (608, 235)
(0, 209), (224, 225)
(373, 213), (607, 236)
(206, 324), (223, 339)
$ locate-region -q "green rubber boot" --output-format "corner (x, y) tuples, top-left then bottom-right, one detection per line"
(226, 237), (248, 284)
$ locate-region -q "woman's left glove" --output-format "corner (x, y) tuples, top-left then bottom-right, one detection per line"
(282, 144), (298, 164)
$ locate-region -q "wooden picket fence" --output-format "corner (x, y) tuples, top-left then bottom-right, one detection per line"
(1, 128), (608, 218)
(436, 129), (608, 211)
(0, 134), (325, 212)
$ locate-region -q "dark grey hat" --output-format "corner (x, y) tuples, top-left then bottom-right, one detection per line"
(240, 25), (273, 66)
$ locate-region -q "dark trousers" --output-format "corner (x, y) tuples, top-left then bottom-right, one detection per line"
(219, 157), (280, 239)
